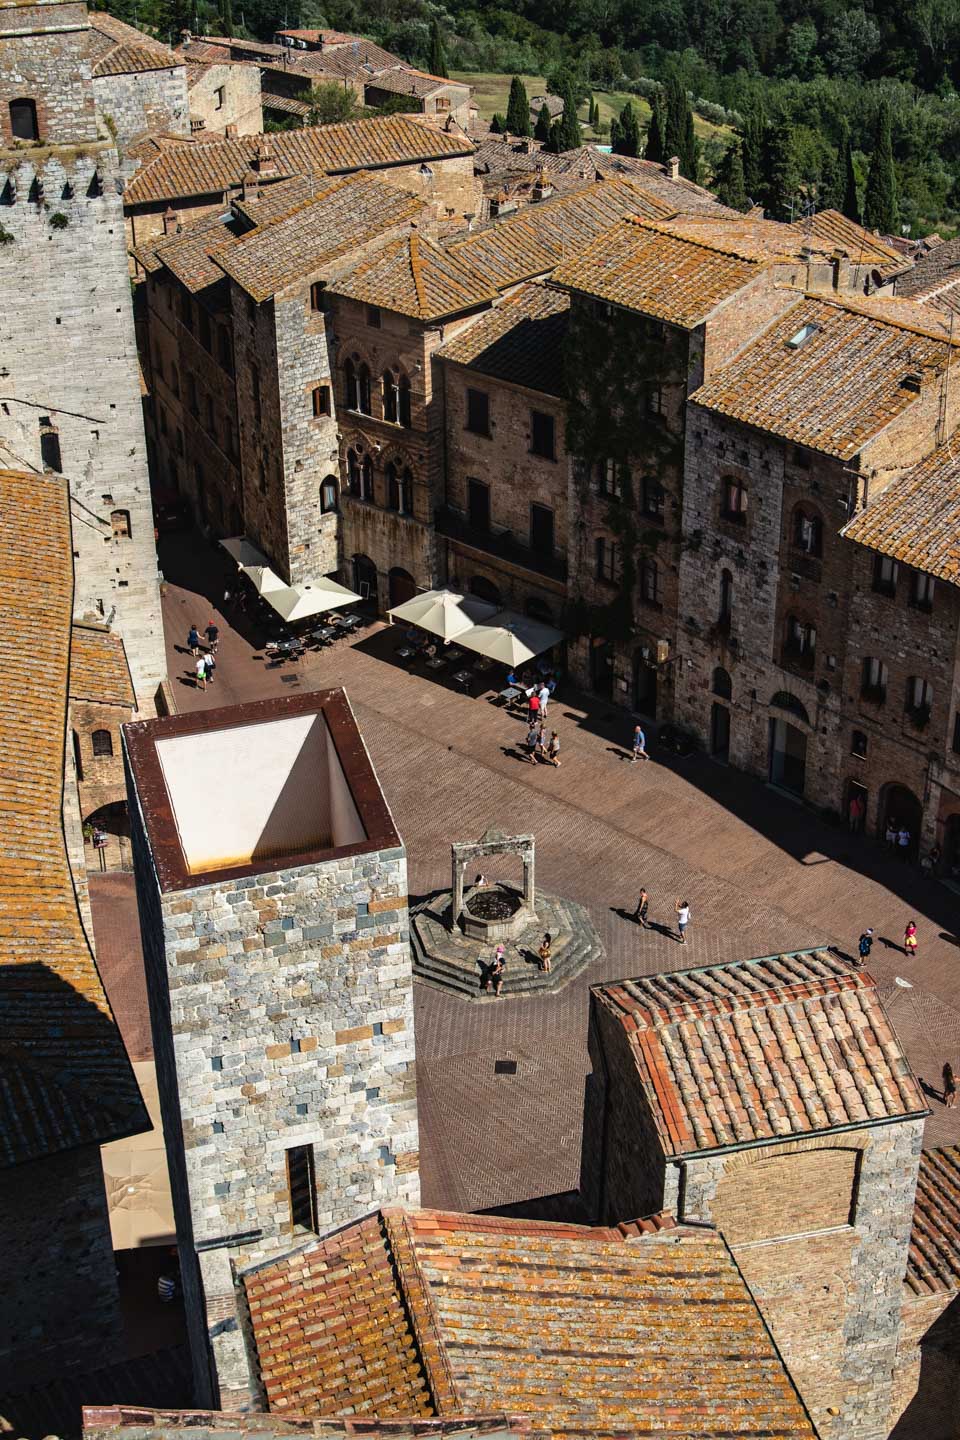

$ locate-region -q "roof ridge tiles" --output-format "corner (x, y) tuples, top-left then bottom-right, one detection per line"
(801, 289), (960, 347)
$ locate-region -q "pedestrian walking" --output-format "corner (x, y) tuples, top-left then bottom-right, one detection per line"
(546, 730), (561, 767)
(898, 826), (911, 860)
(538, 932), (552, 973)
(945, 1063), (958, 1109)
(203, 653), (216, 685)
(904, 920), (918, 957)
(675, 897), (691, 944)
(633, 888), (650, 927)
(484, 943), (506, 997)
(848, 792), (864, 833)
(204, 619), (220, 653)
(538, 681), (550, 717)
(527, 688), (541, 725)
(187, 624), (201, 656)
(885, 817), (898, 852)
(194, 656), (207, 690)
(534, 722), (547, 762)
(631, 724), (649, 762)
(524, 719), (540, 763)
(856, 928), (874, 967)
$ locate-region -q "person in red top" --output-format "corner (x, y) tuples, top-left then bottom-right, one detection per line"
(527, 689), (541, 723)
(904, 920), (919, 957)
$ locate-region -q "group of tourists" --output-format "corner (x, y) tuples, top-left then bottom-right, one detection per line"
(509, 672), (562, 768)
(187, 620), (220, 690)
(632, 888), (691, 943)
(481, 931), (553, 997)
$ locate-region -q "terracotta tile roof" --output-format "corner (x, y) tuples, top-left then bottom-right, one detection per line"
(366, 67), (466, 99)
(691, 294), (954, 458)
(231, 174), (327, 224)
(551, 216), (763, 328)
(446, 179), (672, 292)
(330, 227), (498, 320)
(271, 39), (402, 80)
(436, 282), (569, 395)
(88, 11), (182, 75)
(241, 1206), (817, 1438)
(0, 470), (146, 1169)
(132, 207), (239, 292)
(803, 209), (907, 275)
(593, 949), (925, 1158)
(841, 439), (960, 585)
(898, 235), (960, 300)
(905, 1147), (960, 1296)
(217, 173), (424, 301)
(262, 92), (312, 117)
(69, 624), (136, 707)
(123, 117), (474, 206)
(83, 1408), (527, 1440)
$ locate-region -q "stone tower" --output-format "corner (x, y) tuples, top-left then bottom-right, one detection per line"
(0, 0), (164, 701)
(588, 950), (928, 1440)
(124, 690), (420, 1408)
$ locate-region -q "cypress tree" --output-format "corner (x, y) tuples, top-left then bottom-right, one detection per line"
(428, 19), (448, 79)
(546, 119), (562, 153)
(219, 0), (233, 32)
(863, 99), (898, 233)
(818, 142), (842, 212)
(714, 139), (747, 210)
(505, 75), (530, 136)
(609, 114), (621, 151)
(841, 125), (860, 222)
(664, 74), (697, 178)
(680, 104), (698, 180)
(556, 74), (582, 151)
(534, 102), (552, 142)
(489, 112), (504, 134)
(613, 100), (640, 157)
(740, 102), (765, 204)
(762, 110), (799, 219)
(645, 89), (666, 164)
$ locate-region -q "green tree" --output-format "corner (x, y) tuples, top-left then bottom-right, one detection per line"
(818, 143), (842, 211)
(534, 102), (552, 142)
(505, 75), (530, 136)
(609, 114), (621, 150)
(740, 102), (765, 204)
(840, 125), (860, 221)
(428, 18), (448, 79)
(645, 89), (666, 164)
(556, 73), (582, 151)
(546, 118), (562, 153)
(714, 139), (747, 209)
(664, 73), (697, 178)
(613, 100), (640, 156)
(305, 82), (360, 126)
(489, 111), (505, 134)
(762, 109), (799, 219)
(218, 0), (233, 32)
(863, 98), (898, 233)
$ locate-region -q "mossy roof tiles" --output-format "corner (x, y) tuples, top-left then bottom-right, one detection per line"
(436, 282), (569, 396)
(240, 1206), (817, 1437)
(329, 228), (498, 320)
(0, 470), (146, 1168)
(593, 949), (926, 1158)
(841, 440), (960, 585)
(69, 624), (136, 706)
(88, 11), (182, 74)
(690, 294), (954, 459)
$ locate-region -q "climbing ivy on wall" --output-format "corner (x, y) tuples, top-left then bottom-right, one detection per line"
(563, 299), (683, 644)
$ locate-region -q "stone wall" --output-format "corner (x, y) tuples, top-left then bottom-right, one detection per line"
(0, 151), (165, 701)
(0, 1143), (123, 1392)
(0, 0), (98, 146)
(187, 62), (262, 136)
(93, 65), (190, 144)
(890, 1290), (960, 1439)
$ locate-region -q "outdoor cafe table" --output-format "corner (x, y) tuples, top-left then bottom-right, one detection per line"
(497, 686), (523, 706)
(451, 668), (474, 692)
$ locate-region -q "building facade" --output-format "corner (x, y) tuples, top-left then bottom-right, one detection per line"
(124, 690), (420, 1408)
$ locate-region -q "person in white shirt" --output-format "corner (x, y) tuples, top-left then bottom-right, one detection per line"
(675, 898), (691, 944)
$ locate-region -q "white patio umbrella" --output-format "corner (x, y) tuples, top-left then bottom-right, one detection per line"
(457, 610), (564, 666)
(388, 588), (496, 641)
(265, 576), (361, 622)
(220, 535), (268, 569)
(245, 563), (289, 595)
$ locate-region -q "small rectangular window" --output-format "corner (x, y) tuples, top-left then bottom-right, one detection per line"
(366, 305), (381, 328)
(214, 85), (225, 110)
(530, 410), (555, 460)
(310, 282), (326, 312)
(595, 536), (617, 583)
(873, 554), (898, 597)
(530, 502), (554, 554)
(40, 429), (62, 473)
(597, 459), (622, 499)
(911, 571), (935, 612)
(468, 477), (490, 532)
(312, 384), (330, 417)
(286, 1145), (318, 1233)
(466, 388), (490, 436)
(647, 385), (664, 415)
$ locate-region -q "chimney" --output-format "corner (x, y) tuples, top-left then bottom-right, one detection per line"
(667, 155), (680, 181)
(162, 206), (180, 235)
(180, 28), (191, 47)
(253, 140), (278, 178)
(241, 169), (259, 200)
(225, 123), (237, 137)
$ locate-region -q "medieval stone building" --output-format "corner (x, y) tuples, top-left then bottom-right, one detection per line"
(123, 689), (420, 1408)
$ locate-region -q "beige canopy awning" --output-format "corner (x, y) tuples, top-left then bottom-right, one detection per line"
(101, 1060), (175, 1250)
(221, 536), (360, 618)
(456, 609), (564, 666)
(387, 588), (497, 640)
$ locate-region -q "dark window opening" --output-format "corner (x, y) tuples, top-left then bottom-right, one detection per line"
(851, 729), (868, 758)
(530, 502), (554, 555)
(310, 282), (326, 312)
(530, 410), (555, 460)
(320, 476), (338, 514)
(712, 666), (732, 699)
(92, 728), (114, 758)
(383, 369), (398, 424)
(911, 571), (935, 612)
(466, 388), (490, 436)
(366, 305), (381, 328)
(861, 657), (888, 703)
(873, 554), (899, 598)
(468, 477), (490, 531)
(40, 429), (62, 473)
(722, 476), (748, 523)
(10, 98), (39, 142)
(312, 385), (330, 417)
(597, 459), (622, 499)
(718, 568), (733, 626)
(793, 507), (822, 556)
(286, 1145), (318, 1233)
(642, 476), (665, 520)
(784, 615), (816, 668)
(596, 536), (617, 583)
(639, 556), (660, 607)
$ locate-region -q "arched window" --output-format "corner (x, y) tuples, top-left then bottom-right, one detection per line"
(111, 509), (131, 540)
(92, 728), (114, 758)
(344, 358), (356, 410)
(770, 691), (810, 725)
(793, 507), (822, 556)
(361, 455), (373, 501)
(718, 568), (733, 625)
(347, 448), (361, 495)
(383, 370), (398, 423)
(320, 476), (338, 514)
(861, 657), (888, 703)
(722, 476), (748, 523)
(469, 575), (501, 607)
(784, 614), (816, 668)
(398, 374), (411, 428)
(712, 666), (732, 699)
(386, 464), (414, 515)
(345, 358), (370, 413)
(10, 98), (39, 142)
(639, 556), (659, 607)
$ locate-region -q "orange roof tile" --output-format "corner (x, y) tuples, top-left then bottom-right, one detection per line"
(217, 173), (424, 302)
(691, 294), (953, 458)
(240, 1206), (817, 1438)
(83, 1408), (528, 1440)
(330, 227), (498, 320)
(123, 117), (474, 207)
(132, 208), (240, 293)
(88, 11), (182, 74)
(905, 1147), (960, 1296)
(436, 282), (569, 396)
(69, 624), (136, 707)
(0, 470), (146, 1168)
(593, 949), (926, 1158)
(841, 439), (960, 585)
(551, 216), (763, 327)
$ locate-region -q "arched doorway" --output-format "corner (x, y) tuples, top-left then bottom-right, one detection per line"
(84, 800), (131, 872)
(469, 575), (501, 608)
(353, 554), (378, 604)
(879, 783), (922, 854)
(633, 648), (657, 717)
(768, 716), (807, 794)
(388, 567), (416, 609)
(591, 638), (614, 698)
(710, 703), (730, 761)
